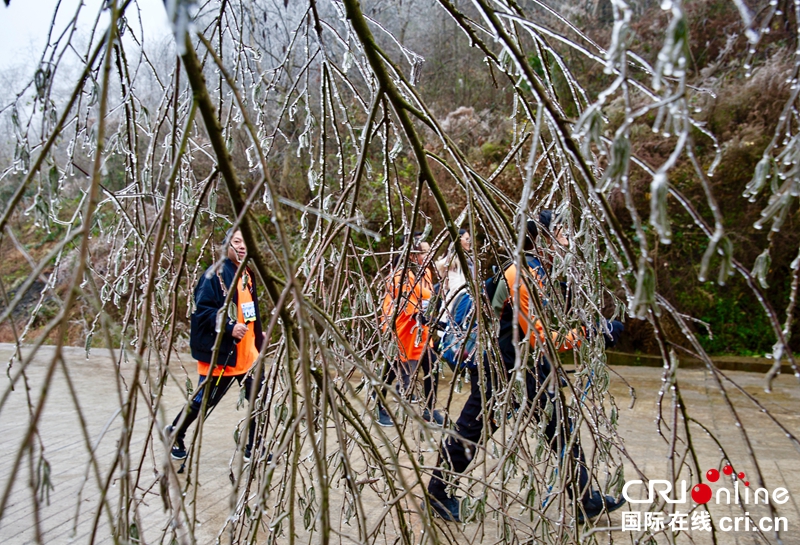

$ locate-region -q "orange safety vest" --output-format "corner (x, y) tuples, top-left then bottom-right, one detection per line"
(503, 262), (581, 352)
(198, 270), (260, 377)
(381, 266), (433, 362)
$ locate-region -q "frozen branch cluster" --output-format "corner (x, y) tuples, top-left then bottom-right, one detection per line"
(0, 0), (798, 543)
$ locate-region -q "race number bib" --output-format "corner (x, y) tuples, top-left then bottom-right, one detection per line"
(241, 301), (256, 323)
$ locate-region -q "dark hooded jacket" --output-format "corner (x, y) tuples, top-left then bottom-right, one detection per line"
(189, 258), (264, 367)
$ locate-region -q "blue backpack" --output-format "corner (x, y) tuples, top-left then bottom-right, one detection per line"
(439, 257), (540, 369)
(438, 291), (478, 369)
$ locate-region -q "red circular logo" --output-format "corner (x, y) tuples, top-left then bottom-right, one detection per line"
(692, 483), (712, 504)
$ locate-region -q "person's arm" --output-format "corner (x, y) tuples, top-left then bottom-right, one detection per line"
(194, 273), (235, 338)
(417, 271), (433, 304)
(532, 320), (584, 352)
(434, 255), (448, 279)
(408, 270), (433, 325)
(249, 267), (266, 346)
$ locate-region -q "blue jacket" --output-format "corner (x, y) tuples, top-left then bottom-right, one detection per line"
(189, 258), (264, 367)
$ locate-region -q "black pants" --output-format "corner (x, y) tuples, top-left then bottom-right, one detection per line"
(428, 331), (589, 500)
(377, 347), (439, 412)
(172, 373), (259, 449)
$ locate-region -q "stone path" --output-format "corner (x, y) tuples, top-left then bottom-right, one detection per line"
(0, 344), (798, 544)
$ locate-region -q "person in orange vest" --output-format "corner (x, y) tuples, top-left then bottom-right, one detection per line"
(164, 228), (265, 462)
(426, 216), (625, 523)
(377, 232), (444, 426)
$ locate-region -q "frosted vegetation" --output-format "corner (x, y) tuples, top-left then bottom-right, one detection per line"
(0, 0), (798, 543)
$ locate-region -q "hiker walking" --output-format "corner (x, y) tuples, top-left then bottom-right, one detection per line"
(377, 232), (443, 426)
(426, 215), (625, 523)
(165, 228), (265, 462)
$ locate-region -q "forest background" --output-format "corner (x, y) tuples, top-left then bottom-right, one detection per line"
(1, 0), (798, 358)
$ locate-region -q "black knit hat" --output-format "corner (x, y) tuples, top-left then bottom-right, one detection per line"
(539, 209), (553, 233)
(401, 231), (425, 252)
(526, 219), (538, 240)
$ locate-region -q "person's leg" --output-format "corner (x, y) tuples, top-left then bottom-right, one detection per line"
(397, 358), (416, 399)
(375, 360), (399, 411)
(537, 385), (590, 500)
(172, 375), (207, 441)
(524, 357), (590, 501)
(498, 334), (616, 518)
(428, 355), (497, 498)
(172, 374), (235, 443)
(535, 378), (624, 520)
(241, 371), (268, 450)
(419, 347), (439, 412)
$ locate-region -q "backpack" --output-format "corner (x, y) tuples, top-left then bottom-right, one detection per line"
(438, 259), (510, 369)
(483, 264), (505, 305)
(438, 290), (478, 369)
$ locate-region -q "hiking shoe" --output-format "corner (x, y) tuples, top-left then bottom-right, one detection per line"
(242, 445), (272, 463)
(422, 408), (445, 426)
(165, 425), (187, 460)
(377, 406), (394, 427)
(577, 491), (626, 523)
(428, 494), (460, 522)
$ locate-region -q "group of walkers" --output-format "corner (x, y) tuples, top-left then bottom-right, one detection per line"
(163, 210), (626, 525)
(379, 213), (625, 523)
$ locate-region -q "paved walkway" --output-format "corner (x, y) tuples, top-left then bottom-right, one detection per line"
(0, 343), (798, 544)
